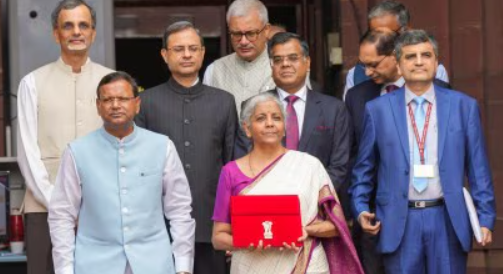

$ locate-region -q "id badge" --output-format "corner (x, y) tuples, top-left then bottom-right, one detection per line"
(414, 165), (435, 178)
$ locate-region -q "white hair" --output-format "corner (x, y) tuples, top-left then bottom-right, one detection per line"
(240, 93), (286, 130)
(226, 0), (269, 24)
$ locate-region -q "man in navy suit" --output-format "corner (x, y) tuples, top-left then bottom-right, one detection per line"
(235, 32), (352, 195)
(350, 30), (495, 274)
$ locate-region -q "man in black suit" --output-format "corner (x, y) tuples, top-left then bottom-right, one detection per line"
(346, 29), (449, 274)
(236, 32), (352, 195)
(135, 21), (237, 274)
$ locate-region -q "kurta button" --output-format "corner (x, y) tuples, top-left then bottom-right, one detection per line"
(124, 226), (129, 232)
(184, 119), (190, 125)
(121, 167), (126, 173)
(184, 141), (190, 147)
(77, 121), (83, 126)
(122, 207), (129, 214)
(185, 163), (191, 169)
(119, 149), (125, 155)
(121, 188), (128, 195)
(184, 99), (191, 103)
(124, 244), (129, 249)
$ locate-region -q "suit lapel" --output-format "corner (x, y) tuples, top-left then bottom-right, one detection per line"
(299, 90), (321, 150)
(390, 88), (410, 165)
(435, 85), (450, 163)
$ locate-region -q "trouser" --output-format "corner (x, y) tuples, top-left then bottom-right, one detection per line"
(382, 205), (467, 274)
(194, 242), (228, 274)
(352, 222), (386, 274)
(25, 212), (55, 274)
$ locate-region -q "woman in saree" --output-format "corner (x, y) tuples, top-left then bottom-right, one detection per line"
(212, 93), (363, 274)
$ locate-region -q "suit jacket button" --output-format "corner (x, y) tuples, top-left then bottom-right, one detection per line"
(405, 170), (409, 175)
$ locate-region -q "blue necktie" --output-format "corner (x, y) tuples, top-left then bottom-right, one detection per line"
(413, 96), (428, 193)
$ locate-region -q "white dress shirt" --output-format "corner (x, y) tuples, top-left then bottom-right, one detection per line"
(17, 72), (55, 208)
(49, 138), (195, 274)
(277, 86), (308, 139)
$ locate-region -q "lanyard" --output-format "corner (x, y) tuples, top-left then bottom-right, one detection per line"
(408, 101), (433, 165)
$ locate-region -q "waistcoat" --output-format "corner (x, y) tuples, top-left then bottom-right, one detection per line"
(25, 58), (113, 212)
(70, 127), (175, 274)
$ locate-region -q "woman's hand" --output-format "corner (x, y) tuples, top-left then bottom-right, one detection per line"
(247, 240), (271, 252)
(305, 220), (339, 238)
(279, 228), (306, 252)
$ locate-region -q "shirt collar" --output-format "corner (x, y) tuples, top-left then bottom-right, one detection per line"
(384, 77), (405, 89)
(277, 85), (308, 102)
(100, 123), (138, 147)
(56, 57), (91, 73)
(405, 83), (436, 105)
(168, 77), (204, 96)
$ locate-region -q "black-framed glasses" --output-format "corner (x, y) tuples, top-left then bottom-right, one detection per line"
(166, 45), (203, 54)
(99, 96), (136, 105)
(358, 55), (390, 71)
(229, 25), (267, 42)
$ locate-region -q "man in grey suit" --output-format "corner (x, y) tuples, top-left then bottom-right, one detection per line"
(135, 21), (238, 274)
(235, 32), (352, 196)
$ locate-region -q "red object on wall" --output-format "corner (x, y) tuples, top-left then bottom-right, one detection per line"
(231, 195), (303, 248)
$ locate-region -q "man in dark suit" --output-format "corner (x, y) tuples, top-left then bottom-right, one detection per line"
(135, 21), (237, 274)
(235, 32), (352, 194)
(350, 30), (495, 274)
(346, 29), (450, 274)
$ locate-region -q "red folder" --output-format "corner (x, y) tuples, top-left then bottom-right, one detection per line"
(231, 195), (303, 248)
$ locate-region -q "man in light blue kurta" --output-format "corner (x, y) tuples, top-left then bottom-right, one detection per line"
(48, 71), (195, 274)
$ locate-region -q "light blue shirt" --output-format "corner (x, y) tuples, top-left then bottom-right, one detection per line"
(405, 85), (444, 200)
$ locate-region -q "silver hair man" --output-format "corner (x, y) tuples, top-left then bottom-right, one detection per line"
(226, 0), (269, 24)
(394, 29), (439, 60)
(368, 0), (410, 31)
(51, 0), (96, 28)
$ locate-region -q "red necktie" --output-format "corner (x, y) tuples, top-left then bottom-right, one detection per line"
(385, 85), (399, 93)
(285, 95), (299, 150)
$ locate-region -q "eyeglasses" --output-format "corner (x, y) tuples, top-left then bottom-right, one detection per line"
(99, 96), (136, 105)
(358, 55), (390, 71)
(229, 25), (267, 42)
(270, 54), (304, 66)
(166, 45), (203, 54)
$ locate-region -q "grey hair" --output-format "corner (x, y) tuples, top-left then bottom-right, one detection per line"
(368, 0), (410, 30)
(51, 0), (96, 29)
(162, 21), (205, 48)
(394, 30), (439, 60)
(226, 0), (269, 24)
(268, 32), (309, 58)
(240, 93), (286, 130)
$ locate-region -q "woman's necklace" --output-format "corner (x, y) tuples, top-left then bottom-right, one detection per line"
(248, 153), (256, 177)
(248, 148), (287, 178)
